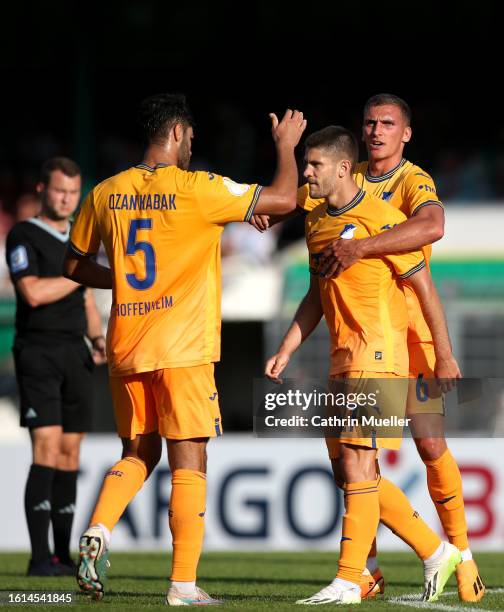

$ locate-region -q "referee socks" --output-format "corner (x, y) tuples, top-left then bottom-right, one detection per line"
(25, 464), (55, 564)
(51, 469), (78, 563)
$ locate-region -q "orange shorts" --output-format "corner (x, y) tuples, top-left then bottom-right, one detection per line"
(325, 371), (408, 459)
(109, 363), (222, 440)
(407, 341), (444, 415)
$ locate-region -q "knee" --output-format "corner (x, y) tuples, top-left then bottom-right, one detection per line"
(144, 448), (162, 479)
(58, 447), (80, 470)
(340, 445), (377, 483)
(415, 437), (447, 462)
(123, 447), (161, 479)
(33, 439), (60, 467)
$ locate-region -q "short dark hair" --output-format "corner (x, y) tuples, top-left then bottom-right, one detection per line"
(364, 93), (411, 124)
(40, 157), (81, 185)
(305, 126), (359, 169)
(138, 93), (195, 143)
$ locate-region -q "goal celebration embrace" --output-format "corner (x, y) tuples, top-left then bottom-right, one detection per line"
(2, 90), (500, 611)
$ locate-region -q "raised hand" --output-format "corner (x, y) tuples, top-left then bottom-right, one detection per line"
(269, 109), (307, 149)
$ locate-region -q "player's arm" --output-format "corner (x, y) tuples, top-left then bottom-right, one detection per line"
(15, 275), (81, 308)
(252, 110), (307, 216)
(84, 289), (107, 365)
(63, 191), (113, 289)
(265, 274), (322, 383)
(249, 184), (313, 230)
(403, 267), (461, 390)
(318, 204), (444, 277)
(63, 250), (112, 289)
(6, 231), (81, 307)
(249, 208), (302, 232)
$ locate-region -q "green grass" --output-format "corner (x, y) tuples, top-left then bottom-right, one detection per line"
(0, 552), (503, 610)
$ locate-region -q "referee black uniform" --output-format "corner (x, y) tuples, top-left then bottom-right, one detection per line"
(6, 216), (94, 574)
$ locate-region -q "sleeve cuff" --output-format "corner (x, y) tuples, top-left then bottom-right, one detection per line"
(399, 259), (426, 280)
(411, 200), (443, 216)
(244, 185), (263, 222)
(70, 242), (96, 257)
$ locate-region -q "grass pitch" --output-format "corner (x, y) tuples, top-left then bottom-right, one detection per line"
(0, 552), (503, 610)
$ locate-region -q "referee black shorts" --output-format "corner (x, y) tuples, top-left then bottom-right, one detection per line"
(13, 336), (94, 432)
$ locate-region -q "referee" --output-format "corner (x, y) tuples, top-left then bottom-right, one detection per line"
(6, 157), (106, 576)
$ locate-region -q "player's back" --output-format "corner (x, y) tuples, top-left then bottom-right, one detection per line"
(72, 164), (261, 376)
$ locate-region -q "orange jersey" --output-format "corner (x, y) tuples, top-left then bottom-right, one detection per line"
(298, 158), (443, 342)
(70, 164), (261, 376)
(306, 190), (425, 376)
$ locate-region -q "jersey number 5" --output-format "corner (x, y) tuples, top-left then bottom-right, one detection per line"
(126, 219), (156, 290)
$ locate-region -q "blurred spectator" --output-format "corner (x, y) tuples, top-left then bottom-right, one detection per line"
(15, 194), (41, 222)
(0, 200), (14, 235)
(0, 201), (14, 296)
(222, 222), (279, 266)
(436, 150), (496, 202)
(221, 223), (280, 292)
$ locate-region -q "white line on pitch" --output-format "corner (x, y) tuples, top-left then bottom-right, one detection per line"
(388, 587), (503, 612)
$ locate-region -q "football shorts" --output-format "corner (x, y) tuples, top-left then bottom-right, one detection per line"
(407, 341), (445, 415)
(325, 371), (408, 459)
(13, 336), (94, 432)
(109, 363), (222, 440)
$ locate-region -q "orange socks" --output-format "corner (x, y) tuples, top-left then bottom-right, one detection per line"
(169, 469), (207, 582)
(337, 479), (380, 584)
(90, 457), (147, 532)
(378, 476), (441, 559)
(368, 538), (377, 559)
(425, 449), (469, 551)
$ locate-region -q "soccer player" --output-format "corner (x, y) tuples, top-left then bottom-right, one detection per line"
(266, 126), (462, 605)
(293, 95), (484, 603)
(63, 94), (306, 604)
(5, 157), (106, 576)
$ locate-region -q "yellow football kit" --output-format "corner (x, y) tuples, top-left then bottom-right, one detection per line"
(298, 159), (444, 413)
(70, 163), (261, 438)
(305, 189), (425, 457)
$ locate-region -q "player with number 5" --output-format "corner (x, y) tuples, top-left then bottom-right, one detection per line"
(64, 93), (306, 604)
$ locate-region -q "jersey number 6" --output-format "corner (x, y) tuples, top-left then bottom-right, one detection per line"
(126, 219), (156, 290)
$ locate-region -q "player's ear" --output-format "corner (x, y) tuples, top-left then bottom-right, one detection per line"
(339, 159), (351, 177)
(402, 126), (412, 144)
(173, 123), (184, 143)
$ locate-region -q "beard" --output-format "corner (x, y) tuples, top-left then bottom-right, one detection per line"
(178, 138), (192, 170)
(48, 209), (69, 221)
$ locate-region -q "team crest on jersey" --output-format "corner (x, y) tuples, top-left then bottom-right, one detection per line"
(381, 191), (393, 201)
(339, 224), (357, 239)
(223, 177), (251, 196)
(9, 245), (29, 273)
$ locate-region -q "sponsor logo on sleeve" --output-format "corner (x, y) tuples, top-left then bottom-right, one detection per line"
(223, 177), (251, 196)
